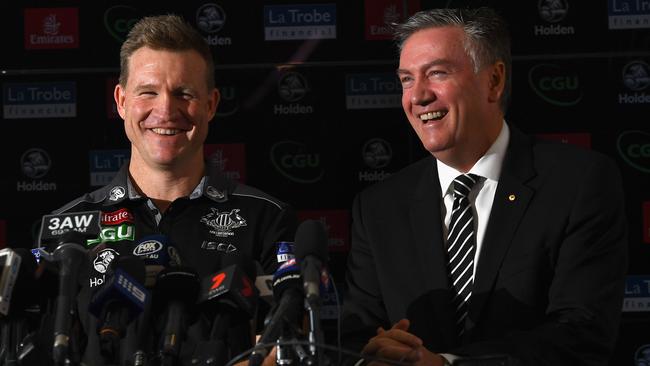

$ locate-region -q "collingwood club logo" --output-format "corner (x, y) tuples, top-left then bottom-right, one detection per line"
(93, 248), (118, 273)
(201, 208), (247, 237)
(109, 186), (126, 201)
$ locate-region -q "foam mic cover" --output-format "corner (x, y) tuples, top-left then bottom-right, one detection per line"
(294, 220), (329, 304)
(199, 253), (258, 319)
(131, 235), (180, 288)
(249, 259), (305, 366)
(293, 220), (329, 263)
(155, 266), (200, 357)
(88, 255), (148, 332)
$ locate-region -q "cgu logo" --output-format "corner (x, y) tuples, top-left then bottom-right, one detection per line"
(617, 130), (650, 173)
(103, 5), (139, 43)
(528, 63), (582, 106)
(87, 224), (135, 245)
(216, 86), (239, 117)
(270, 141), (324, 184)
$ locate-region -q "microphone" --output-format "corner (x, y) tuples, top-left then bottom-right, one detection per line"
(127, 234), (176, 366)
(132, 234), (180, 287)
(0, 248), (23, 317)
(249, 258), (305, 366)
(0, 248), (39, 366)
(155, 266), (200, 364)
(294, 219), (329, 305)
(293, 220), (330, 361)
(195, 253), (258, 364)
(88, 255), (148, 364)
(37, 210), (101, 366)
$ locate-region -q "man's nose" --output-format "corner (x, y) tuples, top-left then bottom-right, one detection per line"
(153, 92), (179, 119)
(410, 79), (435, 105)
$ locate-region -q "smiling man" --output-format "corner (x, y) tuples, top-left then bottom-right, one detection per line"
(342, 7), (628, 366)
(48, 15), (296, 366)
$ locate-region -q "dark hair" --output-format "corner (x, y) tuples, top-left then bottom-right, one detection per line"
(119, 14), (215, 90)
(394, 7), (511, 112)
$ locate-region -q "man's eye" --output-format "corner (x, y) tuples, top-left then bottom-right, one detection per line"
(399, 76), (413, 87)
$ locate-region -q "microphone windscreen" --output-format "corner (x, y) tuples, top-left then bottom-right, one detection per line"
(220, 252), (257, 281)
(293, 220), (329, 261)
(111, 255), (146, 285)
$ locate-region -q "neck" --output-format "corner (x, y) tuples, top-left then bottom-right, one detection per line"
(128, 155), (205, 212)
(435, 118), (504, 173)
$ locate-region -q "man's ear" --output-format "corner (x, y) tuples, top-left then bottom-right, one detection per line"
(207, 87), (220, 122)
(114, 83), (126, 120)
(487, 61), (506, 104)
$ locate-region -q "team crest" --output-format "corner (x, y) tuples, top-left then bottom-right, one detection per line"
(93, 248), (119, 273)
(200, 208), (247, 237)
(109, 186), (126, 201)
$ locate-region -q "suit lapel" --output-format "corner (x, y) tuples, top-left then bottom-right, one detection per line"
(409, 158), (449, 289)
(468, 126), (537, 327)
(408, 158), (459, 345)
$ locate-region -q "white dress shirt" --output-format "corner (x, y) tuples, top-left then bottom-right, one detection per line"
(437, 121), (510, 274)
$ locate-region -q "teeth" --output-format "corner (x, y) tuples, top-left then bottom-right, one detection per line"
(419, 111), (446, 121)
(151, 128), (180, 135)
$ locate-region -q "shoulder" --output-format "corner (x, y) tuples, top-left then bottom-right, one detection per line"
(530, 136), (620, 176)
(231, 183), (290, 212)
(355, 156), (435, 206)
(52, 186), (110, 214)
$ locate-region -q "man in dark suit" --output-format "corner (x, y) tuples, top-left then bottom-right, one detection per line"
(342, 7), (628, 366)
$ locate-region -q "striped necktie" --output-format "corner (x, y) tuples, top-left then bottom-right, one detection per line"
(447, 173), (479, 337)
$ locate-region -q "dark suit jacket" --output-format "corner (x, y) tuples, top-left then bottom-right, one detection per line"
(342, 125), (628, 366)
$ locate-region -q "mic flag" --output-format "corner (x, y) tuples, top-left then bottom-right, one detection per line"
(38, 211), (101, 246)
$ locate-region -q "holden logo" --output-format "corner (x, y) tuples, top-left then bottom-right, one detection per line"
(362, 138), (392, 169)
(278, 72), (309, 102)
(622, 61), (650, 91)
(270, 141), (324, 184)
(196, 3), (226, 34)
(133, 239), (163, 256)
(538, 0), (568, 23)
(21, 148), (51, 179)
(528, 63), (582, 107)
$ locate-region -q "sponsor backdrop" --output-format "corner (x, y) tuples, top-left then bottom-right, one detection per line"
(1, 0), (649, 363)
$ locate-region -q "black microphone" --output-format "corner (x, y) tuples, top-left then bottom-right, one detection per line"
(249, 258), (304, 366)
(155, 266), (200, 365)
(127, 235), (176, 366)
(0, 248), (39, 365)
(193, 253), (258, 365)
(44, 232), (91, 366)
(294, 220), (330, 361)
(88, 255), (148, 364)
(37, 210), (102, 366)
(294, 220), (329, 305)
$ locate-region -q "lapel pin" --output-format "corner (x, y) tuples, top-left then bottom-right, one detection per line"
(508, 194), (516, 201)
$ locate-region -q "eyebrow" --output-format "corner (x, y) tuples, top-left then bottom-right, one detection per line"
(132, 83), (157, 93)
(396, 59), (454, 75)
